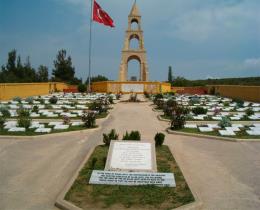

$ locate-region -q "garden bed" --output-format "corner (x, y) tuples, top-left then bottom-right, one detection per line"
(65, 145), (194, 210)
(0, 124), (97, 136)
(172, 128), (260, 140)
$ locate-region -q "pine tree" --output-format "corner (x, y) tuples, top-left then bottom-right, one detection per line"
(168, 66), (173, 83)
(52, 49), (75, 83)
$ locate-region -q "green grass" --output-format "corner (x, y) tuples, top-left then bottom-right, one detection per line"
(176, 128), (260, 140)
(65, 145), (194, 210)
(0, 124), (97, 136)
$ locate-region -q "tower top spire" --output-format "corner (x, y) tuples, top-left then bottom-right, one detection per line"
(129, 1), (140, 16)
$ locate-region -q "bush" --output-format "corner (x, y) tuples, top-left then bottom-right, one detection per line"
(25, 97), (34, 104)
(18, 117), (31, 129)
(192, 106), (207, 115)
(0, 116), (6, 129)
(0, 107), (10, 118)
(233, 98), (244, 108)
(37, 98), (45, 104)
(49, 96), (58, 104)
(78, 84), (86, 93)
(89, 100), (108, 113)
(153, 93), (163, 105)
(123, 131), (141, 140)
(154, 132), (165, 146)
(218, 117), (232, 129)
(17, 108), (30, 117)
(103, 129), (119, 146)
(189, 97), (200, 105)
(170, 105), (188, 130)
(108, 96), (114, 104)
(13, 97), (22, 103)
(246, 108), (254, 116)
(163, 99), (178, 116)
(81, 111), (96, 128)
(32, 105), (39, 113)
(63, 116), (71, 125)
(90, 157), (98, 169)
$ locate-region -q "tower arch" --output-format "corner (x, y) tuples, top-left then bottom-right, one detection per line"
(119, 2), (149, 81)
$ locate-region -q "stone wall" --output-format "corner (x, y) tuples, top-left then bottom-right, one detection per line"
(92, 81), (171, 94)
(0, 82), (71, 100)
(207, 85), (260, 102)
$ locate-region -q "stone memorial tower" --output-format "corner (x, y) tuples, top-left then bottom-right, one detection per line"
(118, 2), (149, 81)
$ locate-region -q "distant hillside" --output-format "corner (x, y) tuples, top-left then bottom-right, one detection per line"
(172, 76), (260, 87)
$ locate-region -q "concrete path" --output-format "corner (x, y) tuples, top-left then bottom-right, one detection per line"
(0, 95), (260, 210)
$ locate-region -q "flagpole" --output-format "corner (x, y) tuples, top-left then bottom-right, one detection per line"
(88, 0), (94, 93)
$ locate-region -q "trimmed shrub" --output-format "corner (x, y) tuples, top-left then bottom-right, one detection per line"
(0, 116), (6, 129)
(189, 97), (200, 105)
(90, 157), (98, 169)
(233, 98), (244, 108)
(218, 117), (232, 129)
(32, 105), (39, 113)
(18, 117), (31, 129)
(17, 108), (30, 117)
(103, 129), (119, 146)
(246, 108), (254, 116)
(63, 116), (71, 125)
(0, 107), (11, 118)
(89, 101), (107, 113)
(78, 84), (87, 93)
(81, 111), (96, 128)
(123, 131), (141, 140)
(25, 97), (34, 104)
(154, 132), (165, 146)
(49, 96), (58, 104)
(170, 105), (188, 130)
(192, 106), (207, 115)
(108, 96), (114, 104)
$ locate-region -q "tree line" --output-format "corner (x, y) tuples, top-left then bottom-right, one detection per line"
(167, 66), (260, 87)
(0, 49), (109, 84)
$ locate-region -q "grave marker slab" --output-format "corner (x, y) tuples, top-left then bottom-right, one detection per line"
(105, 141), (157, 172)
(89, 170), (176, 187)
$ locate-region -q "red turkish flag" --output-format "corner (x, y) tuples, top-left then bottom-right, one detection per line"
(93, 0), (115, 27)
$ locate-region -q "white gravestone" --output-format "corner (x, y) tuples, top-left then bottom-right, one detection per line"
(105, 141), (157, 172)
(89, 170), (176, 187)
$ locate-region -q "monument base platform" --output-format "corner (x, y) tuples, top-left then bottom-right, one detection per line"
(91, 81), (171, 94)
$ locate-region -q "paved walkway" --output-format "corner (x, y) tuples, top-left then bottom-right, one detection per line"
(0, 95), (260, 210)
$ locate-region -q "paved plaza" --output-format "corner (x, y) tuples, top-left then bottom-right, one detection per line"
(0, 95), (260, 210)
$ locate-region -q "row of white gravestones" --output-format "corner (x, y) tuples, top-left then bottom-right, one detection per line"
(89, 141), (176, 187)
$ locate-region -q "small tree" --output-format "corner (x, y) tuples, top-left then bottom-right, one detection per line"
(154, 133), (165, 146)
(170, 105), (188, 130)
(78, 84), (86, 93)
(103, 129), (119, 146)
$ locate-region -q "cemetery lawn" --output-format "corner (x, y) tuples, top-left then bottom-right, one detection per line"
(65, 145), (195, 210)
(0, 125), (97, 136)
(176, 128), (260, 140)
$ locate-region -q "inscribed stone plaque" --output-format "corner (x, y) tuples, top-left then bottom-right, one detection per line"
(122, 84), (144, 93)
(105, 141), (157, 172)
(89, 170), (176, 187)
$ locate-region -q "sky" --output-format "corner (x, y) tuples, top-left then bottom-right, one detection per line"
(0, 0), (260, 81)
